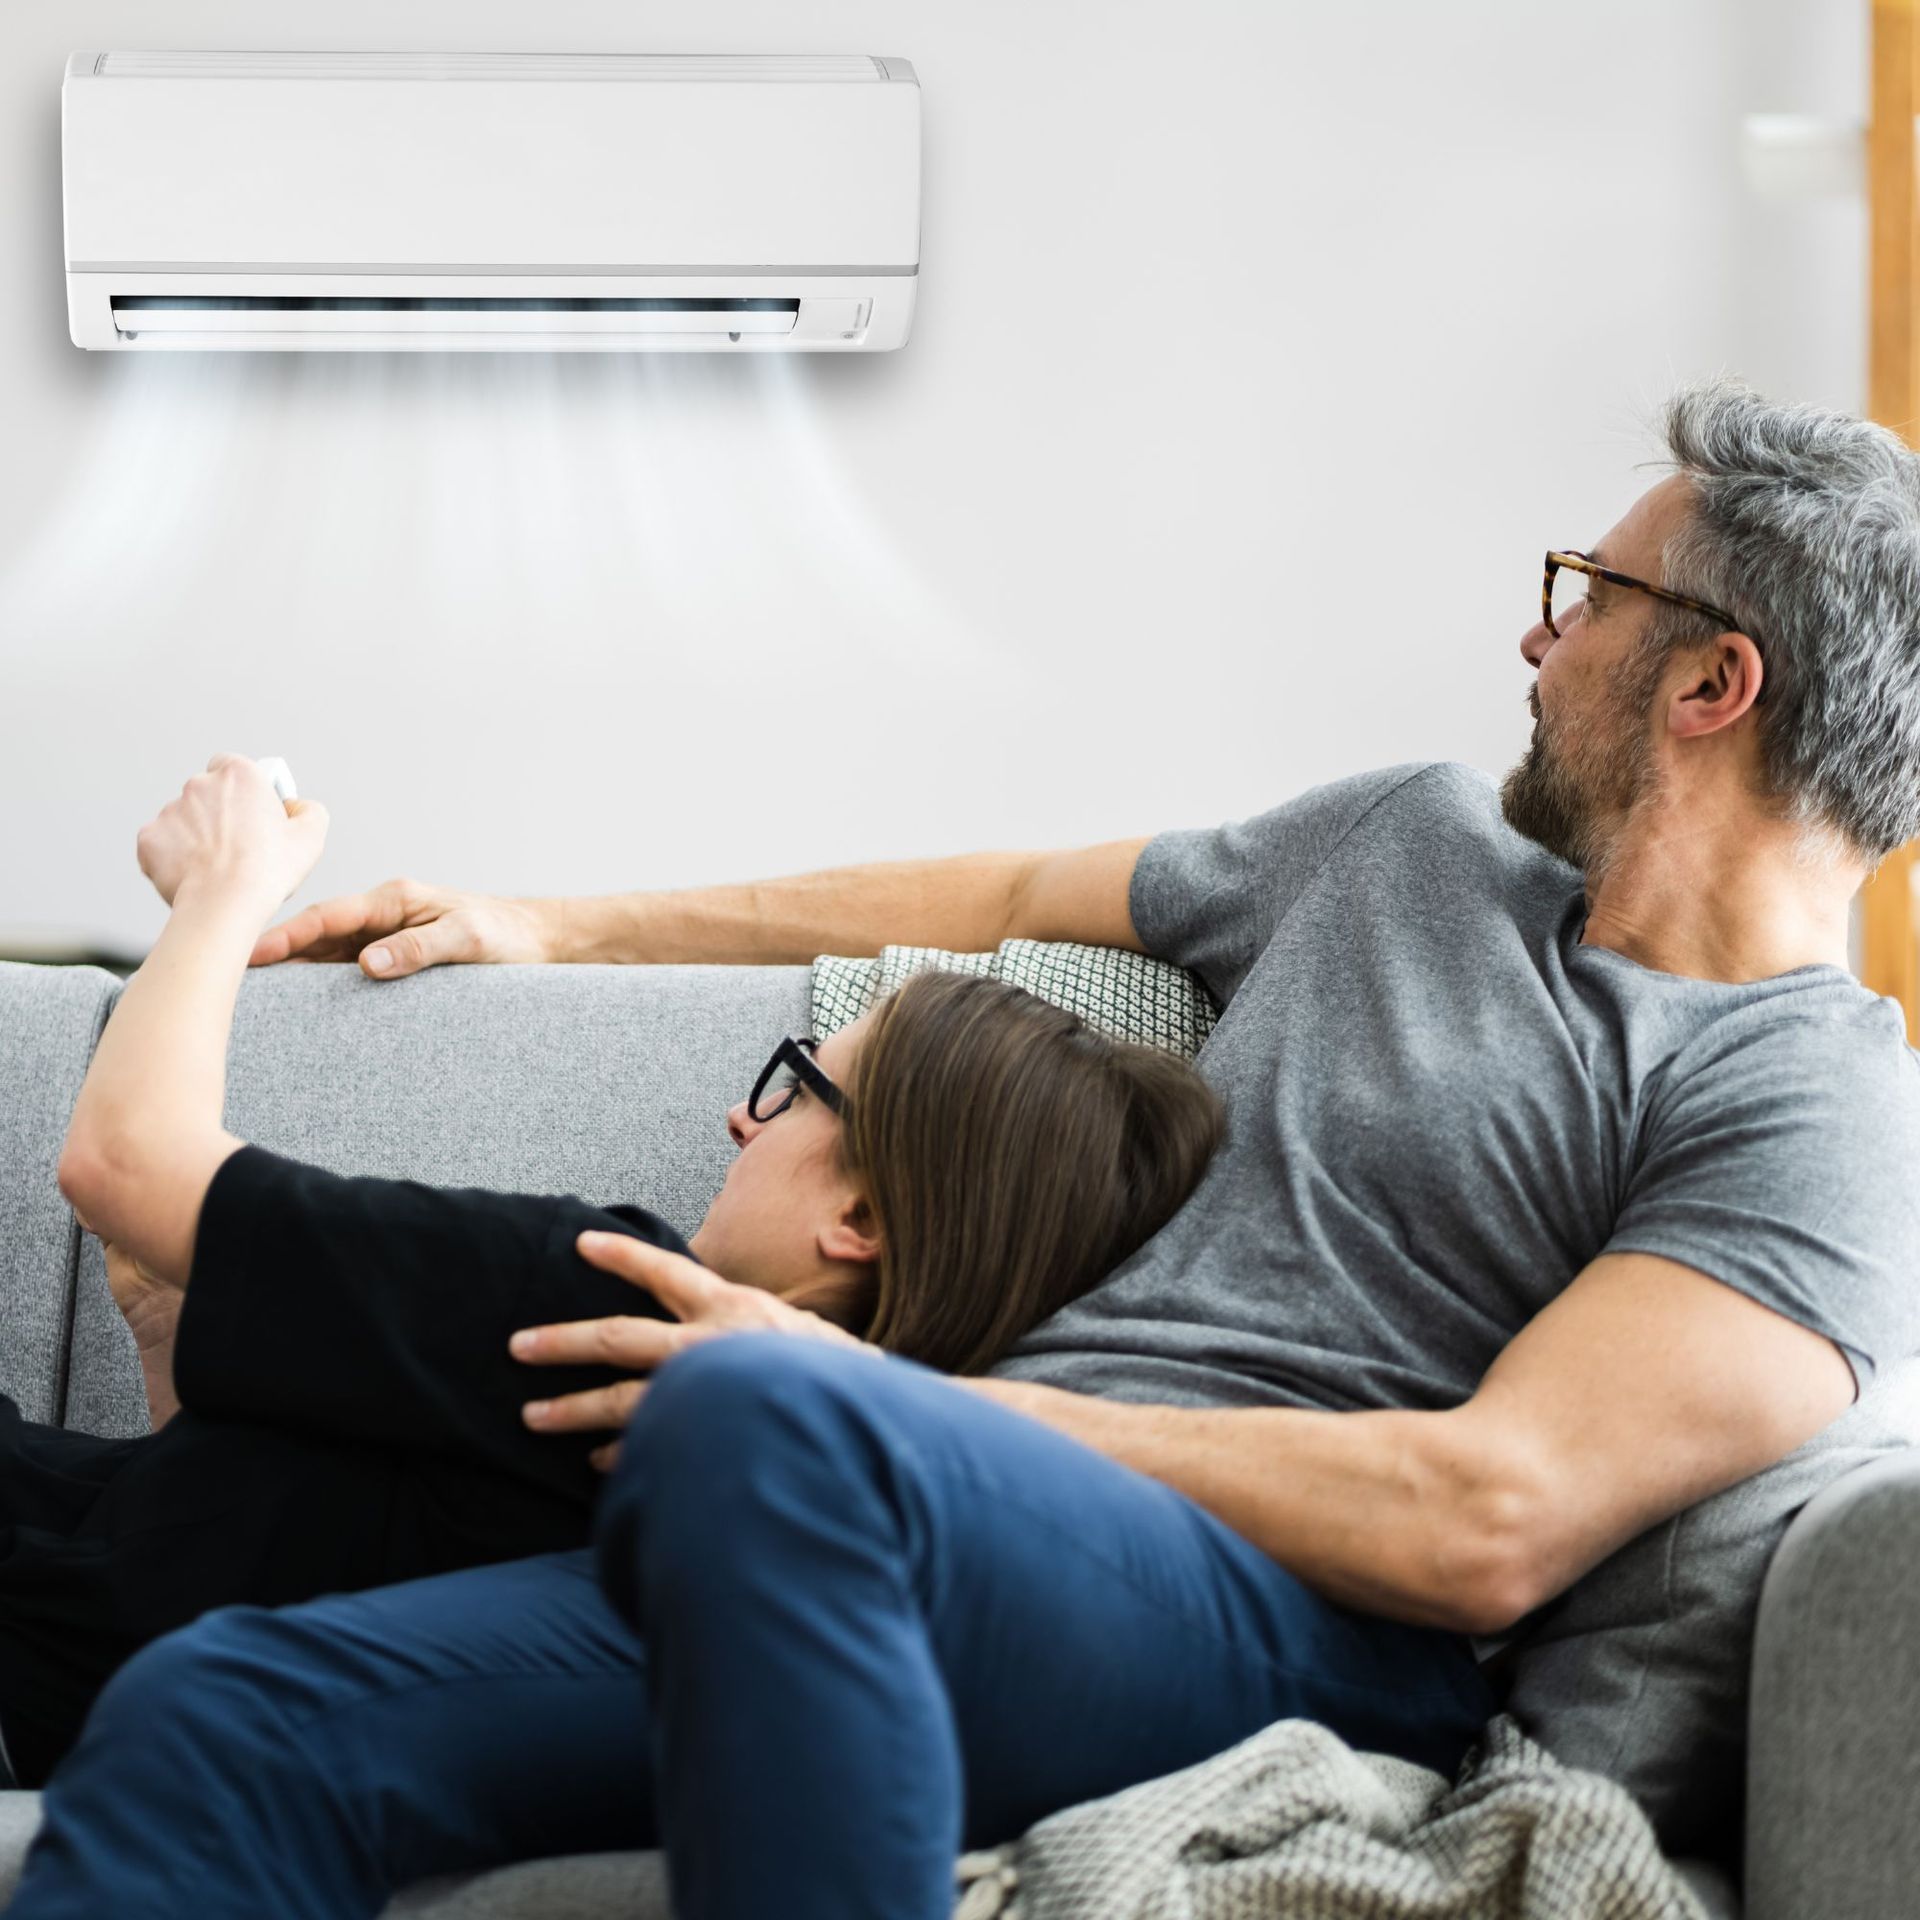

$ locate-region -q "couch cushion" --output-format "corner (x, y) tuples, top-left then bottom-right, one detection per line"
(388, 1851), (672, 1918)
(0, 1796), (676, 1918)
(0, 963), (119, 1426)
(61, 962), (812, 1440)
(0, 1790), (41, 1906)
(0, 1799), (1747, 1919)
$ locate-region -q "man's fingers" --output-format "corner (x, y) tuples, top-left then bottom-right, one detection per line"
(251, 888), (389, 966)
(249, 879), (457, 974)
(522, 1379), (646, 1434)
(589, 1439), (626, 1474)
(360, 911), (478, 980)
(359, 925), (431, 979)
(511, 1314), (689, 1371)
(575, 1231), (718, 1319)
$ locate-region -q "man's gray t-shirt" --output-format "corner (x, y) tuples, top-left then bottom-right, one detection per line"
(992, 761), (1920, 1860)
(999, 760), (1920, 1410)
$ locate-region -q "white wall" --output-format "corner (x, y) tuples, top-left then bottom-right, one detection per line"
(0, 1), (1869, 956)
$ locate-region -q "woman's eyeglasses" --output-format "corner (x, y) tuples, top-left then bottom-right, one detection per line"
(747, 1036), (850, 1123)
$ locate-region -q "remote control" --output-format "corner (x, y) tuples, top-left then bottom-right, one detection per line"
(256, 757), (298, 805)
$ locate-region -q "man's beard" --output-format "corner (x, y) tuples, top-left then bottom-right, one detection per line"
(1500, 653), (1665, 876)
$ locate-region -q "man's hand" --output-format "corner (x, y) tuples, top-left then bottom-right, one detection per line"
(250, 877), (557, 979)
(511, 1232), (872, 1469)
(137, 755), (327, 912)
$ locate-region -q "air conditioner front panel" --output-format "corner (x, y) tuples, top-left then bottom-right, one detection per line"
(62, 53), (920, 351)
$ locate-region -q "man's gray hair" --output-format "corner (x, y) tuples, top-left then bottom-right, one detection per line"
(1656, 379), (1920, 859)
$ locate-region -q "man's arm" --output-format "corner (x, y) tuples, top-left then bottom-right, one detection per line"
(503, 1236), (1849, 1633)
(970, 1249), (1856, 1637)
(251, 838), (1153, 978)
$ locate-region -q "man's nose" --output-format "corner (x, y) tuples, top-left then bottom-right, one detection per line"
(727, 1101), (761, 1149)
(1520, 616), (1553, 670)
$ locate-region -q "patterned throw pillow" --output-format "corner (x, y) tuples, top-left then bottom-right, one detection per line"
(811, 939), (1219, 1058)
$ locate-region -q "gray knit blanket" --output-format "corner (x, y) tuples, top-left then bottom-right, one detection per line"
(950, 1713), (1710, 1920)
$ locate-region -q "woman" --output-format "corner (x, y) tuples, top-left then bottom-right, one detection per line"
(0, 757), (1222, 1787)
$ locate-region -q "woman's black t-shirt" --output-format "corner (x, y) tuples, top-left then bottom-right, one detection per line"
(0, 1144), (689, 1782)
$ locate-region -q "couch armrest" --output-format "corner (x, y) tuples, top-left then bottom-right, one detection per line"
(0, 962), (122, 1427)
(1746, 1448), (1920, 1920)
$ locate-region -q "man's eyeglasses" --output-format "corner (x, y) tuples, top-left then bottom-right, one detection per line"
(1543, 549), (1742, 643)
(747, 1036), (850, 1124)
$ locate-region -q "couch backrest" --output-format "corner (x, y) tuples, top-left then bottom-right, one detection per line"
(6, 961), (812, 1438)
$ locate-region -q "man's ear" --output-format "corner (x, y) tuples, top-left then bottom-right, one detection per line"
(1668, 632), (1764, 739)
(819, 1194), (883, 1268)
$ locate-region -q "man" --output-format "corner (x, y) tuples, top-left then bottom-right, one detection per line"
(15, 380), (1920, 1919)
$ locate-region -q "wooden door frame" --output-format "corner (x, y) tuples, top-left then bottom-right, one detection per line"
(1864, 1), (1920, 1039)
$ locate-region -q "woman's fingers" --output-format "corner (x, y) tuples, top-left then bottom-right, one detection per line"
(522, 1378), (645, 1434)
(574, 1231), (719, 1319)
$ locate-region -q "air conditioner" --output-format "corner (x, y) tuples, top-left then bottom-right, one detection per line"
(62, 52), (920, 352)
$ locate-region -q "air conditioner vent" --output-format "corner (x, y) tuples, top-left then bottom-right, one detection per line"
(109, 295), (815, 343)
(110, 296), (803, 314)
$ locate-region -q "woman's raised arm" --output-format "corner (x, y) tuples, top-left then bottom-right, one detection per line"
(57, 756), (328, 1285)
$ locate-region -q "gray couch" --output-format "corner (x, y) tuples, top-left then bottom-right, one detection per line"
(0, 956), (1915, 1919)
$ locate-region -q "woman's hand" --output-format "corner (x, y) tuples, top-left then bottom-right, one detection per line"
(249, 878), (557, 977)
(102, 1240), (184, 1428)
(511, 1231), (874, 1469)
(103, 1238), (177, 1317)
(137, 755), (328, 912)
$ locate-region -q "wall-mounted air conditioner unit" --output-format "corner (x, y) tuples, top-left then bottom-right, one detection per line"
(62, 52), (920, 352)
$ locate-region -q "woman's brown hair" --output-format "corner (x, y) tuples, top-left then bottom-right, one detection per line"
(823, 970), (1224, 1375)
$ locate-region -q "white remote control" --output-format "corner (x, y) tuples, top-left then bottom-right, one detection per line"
(256, 757), (298, 805)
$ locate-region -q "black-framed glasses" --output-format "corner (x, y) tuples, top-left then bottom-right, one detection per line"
(1543, 549), (1742, 643)
(747, 1036), (850, 1124)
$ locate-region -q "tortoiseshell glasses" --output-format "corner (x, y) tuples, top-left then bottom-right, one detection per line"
(1542, 549), (1741, 642)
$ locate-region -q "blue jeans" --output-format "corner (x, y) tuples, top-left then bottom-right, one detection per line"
(12, 1338), (1494, 1920)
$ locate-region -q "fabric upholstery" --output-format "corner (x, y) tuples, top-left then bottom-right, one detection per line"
(1744, 1447), (1920, 1920)
(387, 1853), (673, 1918)
(0, 1790), (43, 1909)
(0, 963), (118, 1427)
(0, 1799), (681, 1920)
